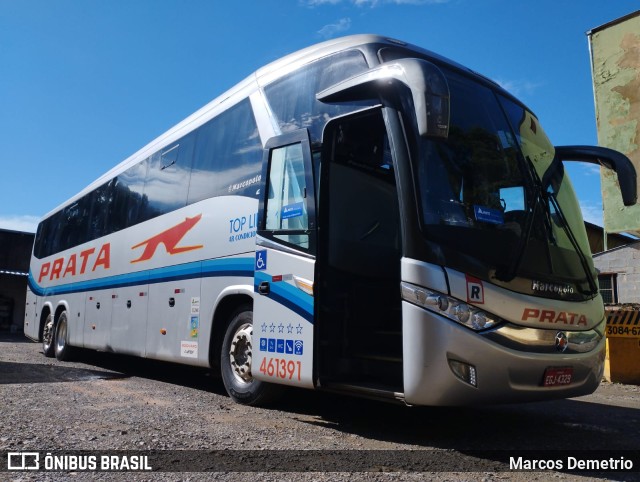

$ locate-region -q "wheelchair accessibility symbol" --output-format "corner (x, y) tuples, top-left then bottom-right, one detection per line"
(255, 250), (267, 271)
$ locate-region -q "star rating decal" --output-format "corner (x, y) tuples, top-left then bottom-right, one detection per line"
(259, 321), (303, 336)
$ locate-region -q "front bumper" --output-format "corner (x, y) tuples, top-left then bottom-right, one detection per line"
(402, 302), (605, 406)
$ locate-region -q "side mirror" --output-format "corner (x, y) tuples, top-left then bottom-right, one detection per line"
(317, 58), (450, 139)
(555, 145), (637, 206)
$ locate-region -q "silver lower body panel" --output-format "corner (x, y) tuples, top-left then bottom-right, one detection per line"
(402, 302), (605, 406)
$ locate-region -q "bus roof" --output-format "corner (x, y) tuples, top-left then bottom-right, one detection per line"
(42, 34), (507, 220)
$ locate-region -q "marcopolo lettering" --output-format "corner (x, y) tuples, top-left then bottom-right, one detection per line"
(531, 280), (575, 296)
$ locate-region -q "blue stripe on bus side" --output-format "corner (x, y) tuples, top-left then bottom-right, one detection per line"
(28, 257), (255, 297)
(254, 271), (314, 324)
(28, 257), (314, 326)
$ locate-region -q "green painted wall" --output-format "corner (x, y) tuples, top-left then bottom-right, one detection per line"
(590, 12), (640, 233)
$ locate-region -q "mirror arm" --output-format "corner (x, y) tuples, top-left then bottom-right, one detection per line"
(555, 145), (637, 207)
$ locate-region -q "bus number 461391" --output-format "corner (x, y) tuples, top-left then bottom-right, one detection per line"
(259, 358), (301, 381)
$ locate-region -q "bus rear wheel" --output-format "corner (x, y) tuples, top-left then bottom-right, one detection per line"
(54, 311), (74, 361)
(42, 313), (55, 358)
(220, 306), (280, 406)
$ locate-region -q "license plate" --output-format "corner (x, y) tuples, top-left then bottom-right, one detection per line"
(543, 367), (573, 387)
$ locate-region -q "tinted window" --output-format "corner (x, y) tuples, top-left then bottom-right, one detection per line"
(189, 99), (262, 204)
(264, 50), (370, 143)
(55, 197), (92, 253)
(265, 143), (309, 249)
(34, 98), (261, 259)
(110, 160), (148, 232)
(88, 180), (114, 241)
(34, 211), (61, 259)
(143, 132), (195, 220)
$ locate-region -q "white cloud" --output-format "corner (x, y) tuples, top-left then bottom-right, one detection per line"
(578, 201), (603, 227)
(584, 164), (602, 176)
(317, 17), (352, 38)
(494, 78), (543, 98)
(305, 0), (341, 5)
(0, 215), (39, 233)
(361, 0), (450, 4)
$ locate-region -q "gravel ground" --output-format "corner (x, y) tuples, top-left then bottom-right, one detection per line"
(0, 332), (638, 481)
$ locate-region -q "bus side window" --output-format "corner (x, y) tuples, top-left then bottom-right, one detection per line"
(265, 143), (309, 250)
(142, 133), (194, 220)
(264, 50), (370, 143)
(188, 98), (262, 204)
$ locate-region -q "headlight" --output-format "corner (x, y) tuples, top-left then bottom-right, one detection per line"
(401, 281), (501, 331)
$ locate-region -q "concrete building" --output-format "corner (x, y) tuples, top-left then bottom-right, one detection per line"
(588, 10), (640, 304)
(589, 10), (640, 238)
(0, 229), (35, 333)
(594, 241), (640, 304)
(588, 11), (640, 384)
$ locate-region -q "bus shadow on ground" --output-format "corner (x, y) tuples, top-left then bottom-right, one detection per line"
(5, 333), (638, 478)
(0, 360), (127, 384)
(281, 388), (640, 448)
(0, 332), (220, 392)
(274, 389), (640, 479)
(70, 349), (221, 393)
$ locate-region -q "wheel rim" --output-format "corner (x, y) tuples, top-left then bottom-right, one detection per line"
(228, 323), (253, 384)
(55, 317), (67, 353)
(43, 316), (54, 349)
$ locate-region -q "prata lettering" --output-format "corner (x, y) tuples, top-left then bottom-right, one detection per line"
(38, 243), (111, 283)
(521, 308), (588, 326)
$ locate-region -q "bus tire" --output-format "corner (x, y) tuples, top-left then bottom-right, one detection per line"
(220, 305), (280, 406)
(54, 311), (74, 361)
(42, 313), (55, 358)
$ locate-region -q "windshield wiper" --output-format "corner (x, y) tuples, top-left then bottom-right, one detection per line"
(539, 156), (598, 296)
(546, 191), (598, 296)
(494, 196), (536, 282)
(495, 155), (598, 296)
(495, 157), (548, 282)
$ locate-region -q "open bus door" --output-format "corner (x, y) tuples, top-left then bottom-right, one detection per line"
(253, 129), (317, 390)
(315, 108), (404, 396)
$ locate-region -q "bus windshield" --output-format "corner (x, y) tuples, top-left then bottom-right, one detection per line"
(414, 70), (596, 300)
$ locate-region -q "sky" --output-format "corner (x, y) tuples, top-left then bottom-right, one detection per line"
(1, 0), (638, 233)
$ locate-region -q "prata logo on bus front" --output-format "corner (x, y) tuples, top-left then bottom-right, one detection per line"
(521, 308), (588, 326)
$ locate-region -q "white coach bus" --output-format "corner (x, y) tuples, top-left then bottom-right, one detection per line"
(25, 35), (636, 406)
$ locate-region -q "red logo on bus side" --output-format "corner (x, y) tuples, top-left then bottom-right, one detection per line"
(130, 214), (204, 263)
(38, 243), (111, 283)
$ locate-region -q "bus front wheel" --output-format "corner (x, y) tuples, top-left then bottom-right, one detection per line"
(220, 306), (280, 406)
